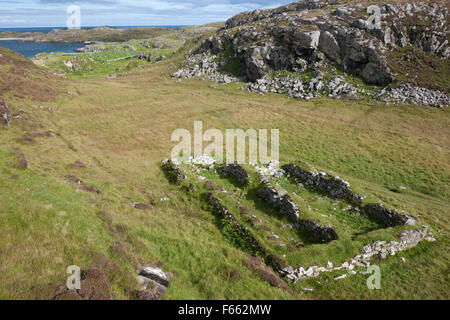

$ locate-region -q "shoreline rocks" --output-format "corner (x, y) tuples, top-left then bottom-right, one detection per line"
(301, 220), (338, 243)
(283, 163), (366, 206)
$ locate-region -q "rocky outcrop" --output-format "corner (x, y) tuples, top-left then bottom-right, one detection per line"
(283, 163), (366, 206)
(257, 186), (300, 222)
(0, 95), (11, 126)
(162, 158), (187, 184)
(175, 0), (449, 107)
(281, 226), (432, 282)
(364, 203), (416, 227)
(301, 220), (338, 243)
(218, 163), (250, 186)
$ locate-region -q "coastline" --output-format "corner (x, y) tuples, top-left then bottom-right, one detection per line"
(0, 37), (31, 41)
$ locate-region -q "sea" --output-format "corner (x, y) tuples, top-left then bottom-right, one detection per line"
(0, 25), (187, 59)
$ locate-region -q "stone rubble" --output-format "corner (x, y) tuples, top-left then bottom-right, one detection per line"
(374, 83), (450, 108)
(301, 220), (338, 243)
(172, 53), (240, 84)
(280, 226), (433, 283)
(252, 160), (285, 183)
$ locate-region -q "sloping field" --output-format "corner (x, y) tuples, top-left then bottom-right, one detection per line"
(0, 46), (448, 299)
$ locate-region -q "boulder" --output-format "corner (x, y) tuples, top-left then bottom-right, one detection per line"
(361, 62), (393, 86)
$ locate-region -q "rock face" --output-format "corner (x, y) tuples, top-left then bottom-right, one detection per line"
(301, 220), (338, 243)
(174, 0), (449, 107)
(283, 163), (365, 206)
(0, 95), (11, 126)
(218, 163), (250, 186)
(257, 186), (300, 222)
(364, 203), (416, 227)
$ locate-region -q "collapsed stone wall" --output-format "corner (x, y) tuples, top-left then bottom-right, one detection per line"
(281, 226), (432, 282)
(301, 220), (338, 243)
(283, 163), (417, 227)
(218, 163), (250, 186)
(257, 185), (300, 223)
(364, 203), (416, 227)
(283, 163), (366, 206)
(161, 159), (187, 183)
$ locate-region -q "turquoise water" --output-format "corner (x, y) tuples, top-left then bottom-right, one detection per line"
(0, 26), (188, 59)
(0, 40), (84, 59)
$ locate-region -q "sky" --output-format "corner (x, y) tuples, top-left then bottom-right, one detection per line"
(0, 0), (294, 28)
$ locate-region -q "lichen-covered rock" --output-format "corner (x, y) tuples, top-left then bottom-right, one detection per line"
(257, 185), (300, 222)
(364, 203), (416, 227)
(219, 163), (250, 186)
(0, 95), (11, 126)
(301, 220), (338, 243)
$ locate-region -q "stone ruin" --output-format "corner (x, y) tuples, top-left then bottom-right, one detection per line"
(284, 163), (416, 227)
(301, 220), (338, 243)
(162, 158), (187, 183)
(283, 163), (365, 206)
(257, 185), (300, 223)
(281, 226), (433, 283)
(364, 203), (416, 227)
(162, 157), (434, 286)
(218, 163), (250, 186)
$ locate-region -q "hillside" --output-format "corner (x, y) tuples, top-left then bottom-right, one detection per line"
(0, 1), (449, 301)
(174, 0), (449, 107)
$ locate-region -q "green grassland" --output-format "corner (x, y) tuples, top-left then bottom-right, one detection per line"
(0, 38), (449, 300)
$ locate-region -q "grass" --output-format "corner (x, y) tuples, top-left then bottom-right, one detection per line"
(0, 43), (448, 299)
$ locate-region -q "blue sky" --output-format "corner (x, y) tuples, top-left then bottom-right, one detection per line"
(0, 0), (293, 28)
